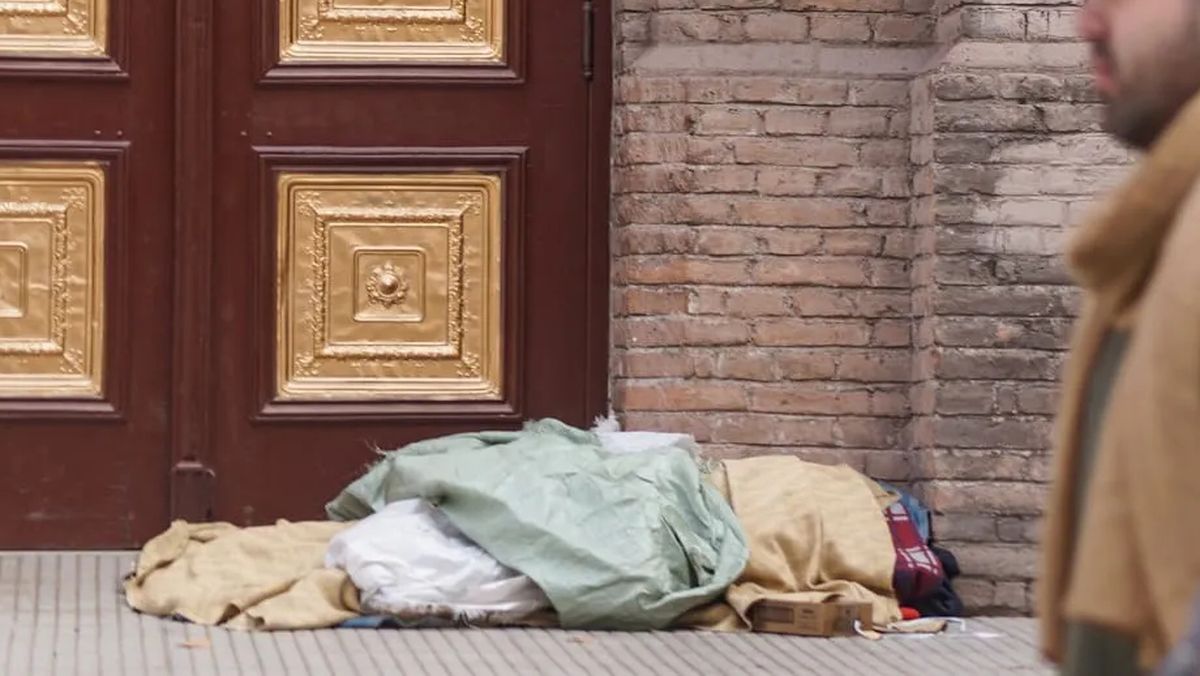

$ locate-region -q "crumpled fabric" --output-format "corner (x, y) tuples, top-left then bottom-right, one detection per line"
(326, 419), (749, 630)
(325, 499), (551, 622)
(878, 481), (933, 544)
(124, 520), (360, 630)
(680, 457), (901, 631)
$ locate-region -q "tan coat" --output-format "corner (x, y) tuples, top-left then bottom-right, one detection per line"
(1039, 93), (1200, 668)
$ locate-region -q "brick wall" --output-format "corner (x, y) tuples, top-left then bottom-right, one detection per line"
(909, 0), (1131, 612)
(611, 0), (1131, 613)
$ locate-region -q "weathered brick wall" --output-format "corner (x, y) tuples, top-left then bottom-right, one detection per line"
(908, 0), (1130, 612)
(611, 0), (1130, 613)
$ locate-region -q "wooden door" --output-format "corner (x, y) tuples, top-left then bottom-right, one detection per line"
(0, 2), (174, 546)
(186, 1), (611, 523)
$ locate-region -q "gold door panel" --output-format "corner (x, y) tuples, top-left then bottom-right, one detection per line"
(278, 0), (505, 64)
(0, 0), (107, 57)
(0, 161), (105, 398)
(276, 171), (503, 401)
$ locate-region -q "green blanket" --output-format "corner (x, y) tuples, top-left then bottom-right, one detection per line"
(326, 419), (748, 630)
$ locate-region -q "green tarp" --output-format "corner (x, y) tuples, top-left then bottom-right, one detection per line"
(326, 419), (748, 630)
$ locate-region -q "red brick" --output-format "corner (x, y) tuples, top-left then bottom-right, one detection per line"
(937, 348), (1064, 381)
(743, 13), (809, 41)
(618, 76), (686, 103)
(619, 287), (690, 315)
(835, 417), (907, 448)
(688, 288), (727, 314)
(689, 166), (759, 193)
(835, 350), (911, 381)
(775, 351), (840, 380)
(997, 516), (1042, 543)
(683, 319), (753, 346)
(821, 231), (883, 256)
(871, 320), (911, 346)
(872, 15), (933, 43)
(708, 414), (838, 445)
(723, 288), (791, 316)
(734, 138), (859, 167)
(757, 168), (820, 196)
(848, 80), (909, 106)
(617, 257), (749, 284)
(921, 480), (1048, 515)
(864, 450), (911, 480)
(788, 288), (857, 316)
(615, 225), (694, 255)
(749, 383), (874, 415)
(783, 0), (902, 9)
(953, 543), (1038, 580)
(695, 229), (759, 255)
(616, 317), (686, 348)
(651, 13), (744, 42)
(617, 133), (689, 164)
(932, 417), (1053, 450)
(685, 138), (736, 163)
(810, 14), (871, 42)
(616, 380), (748, 411)
(827, 108), (890, 137)
(935, 382), (997, 414)
(935, 513), (998, 542)
(861, 139), (909, 165)
(760, 230), (823, 255)
(733, 197), (859, 227)
(732, 78), (849, 105)
(750, 257), (870, 286)
(698, 349), (778, 381)
(752, 319), (872, 346)
(818, 168), (882, 196)
(763, 108), (827, 135)
(617, 349), (694, 378)
(694, 106), (763, 135)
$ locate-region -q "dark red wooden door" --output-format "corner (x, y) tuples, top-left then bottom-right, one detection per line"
(0, 1), (609, 545)
(191, 1), (611, 523)
(0, 2), (174, 546)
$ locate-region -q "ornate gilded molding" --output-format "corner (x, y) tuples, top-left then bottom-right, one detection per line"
(364, 261), (409, 309)
(0, 0), (108, 57)
(278, 0), (504, 64)
(0, 162), (105, 398)
(276, 171), (503, 401)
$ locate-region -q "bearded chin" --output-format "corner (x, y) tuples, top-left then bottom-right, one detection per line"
(1104, 90), (1182, 150)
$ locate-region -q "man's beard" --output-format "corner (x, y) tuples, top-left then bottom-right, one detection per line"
(1104, 92), (1186, 149)
(1103, 25), (1200, 150)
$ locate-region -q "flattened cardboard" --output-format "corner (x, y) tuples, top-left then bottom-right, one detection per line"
(750, 600), (874, 637)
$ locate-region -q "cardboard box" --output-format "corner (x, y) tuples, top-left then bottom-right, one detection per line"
(750, 600), (874, 637)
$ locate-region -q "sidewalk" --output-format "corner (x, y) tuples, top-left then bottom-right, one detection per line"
(0, 553), (1051, 675)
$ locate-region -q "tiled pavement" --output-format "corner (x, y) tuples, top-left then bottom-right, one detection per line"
(0, 552), (1052, 675)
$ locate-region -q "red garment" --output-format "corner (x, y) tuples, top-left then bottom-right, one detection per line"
(901, 607), (921, 621)
(885, 501), (945, 604)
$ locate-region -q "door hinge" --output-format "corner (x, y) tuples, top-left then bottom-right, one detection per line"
(171, 460), (216, 522)
(582, 0), (595, 81)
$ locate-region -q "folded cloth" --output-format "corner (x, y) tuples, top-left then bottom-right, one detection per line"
(326, 419), (748, 630)
(885, 500), (945, 604)
(680, 457), (902, 630)
(124, 520), (360, 630)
